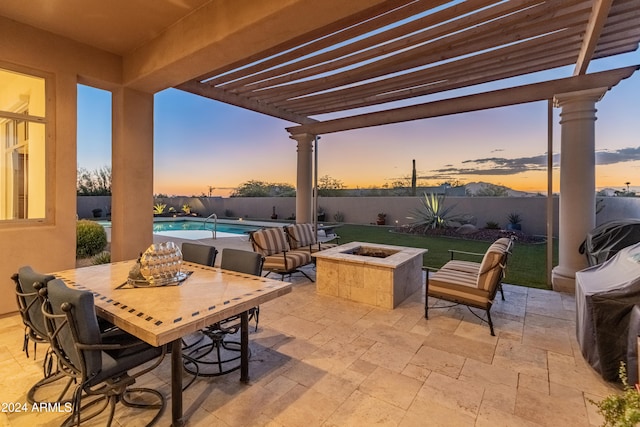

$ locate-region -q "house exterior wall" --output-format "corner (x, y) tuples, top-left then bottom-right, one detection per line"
(0, 17), (122, 315)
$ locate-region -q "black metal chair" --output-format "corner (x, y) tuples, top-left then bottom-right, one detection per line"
(182, 248), (263, 380)
(41, 279), (166, 426)
(13, 266), (79, 404)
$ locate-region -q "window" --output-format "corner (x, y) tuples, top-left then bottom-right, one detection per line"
(0, 68), (46, 220)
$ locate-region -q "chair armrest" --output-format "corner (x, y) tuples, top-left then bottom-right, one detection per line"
(448, 249), (484, 260)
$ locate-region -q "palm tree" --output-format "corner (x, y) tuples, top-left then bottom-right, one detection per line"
(626, 182), (631, 193)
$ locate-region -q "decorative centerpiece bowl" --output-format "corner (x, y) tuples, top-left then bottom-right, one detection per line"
(128, 242), (185, 287)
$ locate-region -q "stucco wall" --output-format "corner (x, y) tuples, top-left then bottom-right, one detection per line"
(80, 195), (640, 238)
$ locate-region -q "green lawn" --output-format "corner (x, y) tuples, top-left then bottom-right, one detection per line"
(333, 224), (557, 289)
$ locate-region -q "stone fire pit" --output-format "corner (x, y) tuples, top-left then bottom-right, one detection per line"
(314, 241), (426, 309)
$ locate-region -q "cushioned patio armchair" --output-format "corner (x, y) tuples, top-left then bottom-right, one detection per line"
(12, 266), (74, 404)
(41, 279), (166, 426)
(284, 223), (338, 253)
(250, 228), (313, 281)
(424, 237), (513, 336)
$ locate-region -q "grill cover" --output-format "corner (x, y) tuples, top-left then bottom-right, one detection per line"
(576, 242), (640, 382)
(579, 219), (640, 267)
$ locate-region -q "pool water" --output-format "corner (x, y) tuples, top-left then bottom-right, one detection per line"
(98, 218), (265, 240)
(152, 220), (259, 235)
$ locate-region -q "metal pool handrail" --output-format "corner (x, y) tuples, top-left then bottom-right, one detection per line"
(204, 213), (217, 239)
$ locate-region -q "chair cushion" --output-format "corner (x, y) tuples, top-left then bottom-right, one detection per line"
(428, 269), (491, 308)
(88, 346), (163, 387)
(476, 250), (504, 291)
(47, 279), (103, 378)
(252, 228), (290, 256)
(17, 266), (55, 337)
(263, 250), (312, 272)
(285, 224), (316, 249)
(442, 260), (481, 274)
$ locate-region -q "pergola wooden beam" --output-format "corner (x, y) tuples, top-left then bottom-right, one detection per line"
(287, 66), (638, 136)
(574, 0), (615, 75)
(225, 0), (498, 94)
(249, 0), (591, 104)
(280, 31), (584, 114)
(177, 80), (317, 125)
(215, 0), (456, 91)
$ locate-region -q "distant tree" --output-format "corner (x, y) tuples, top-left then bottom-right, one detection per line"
(390, 176), (412, 196)
(231, 180), (295, 197)
(473, 183), (508, 197)
(317, 175), (345, 196)
(77, 166), (111, 195)
(439, 179), (465, 188)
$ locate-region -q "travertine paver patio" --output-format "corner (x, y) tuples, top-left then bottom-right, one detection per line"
(0, 265), (618, 426)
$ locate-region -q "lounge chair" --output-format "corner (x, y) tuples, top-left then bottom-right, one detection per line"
(249, 227), (313, 281)
(424, 237), (514, 336)
(284, 223), (339, 253)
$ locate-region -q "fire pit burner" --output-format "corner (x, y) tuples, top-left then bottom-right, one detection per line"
(342, 246), (399, 258)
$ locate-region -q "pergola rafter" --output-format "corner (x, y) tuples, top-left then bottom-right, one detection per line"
(176, 0), (640, 130)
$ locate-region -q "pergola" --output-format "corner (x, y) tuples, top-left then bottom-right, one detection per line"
(176, 0), (640, 291)
(0, 0), (639, 304)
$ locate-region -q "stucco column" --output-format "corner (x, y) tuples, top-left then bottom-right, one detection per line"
(291, 133), (315, 224)
(111, 87), (154, 261)
(551, 87), (608, 293)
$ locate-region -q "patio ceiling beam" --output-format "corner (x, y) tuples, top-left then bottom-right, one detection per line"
(252, 0), (591, 103)
(176, 80), (317, 125)
(286, 66), (638, 136)
(573, 0), (614, 75)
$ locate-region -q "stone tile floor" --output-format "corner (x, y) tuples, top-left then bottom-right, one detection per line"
(0, 267), (619, 426)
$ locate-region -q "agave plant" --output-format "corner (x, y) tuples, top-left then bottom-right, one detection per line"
(153, 203), (166, 214)
(408, 192), (471, 231)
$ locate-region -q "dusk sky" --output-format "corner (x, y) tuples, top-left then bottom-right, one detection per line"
(77, 51), (639, 198)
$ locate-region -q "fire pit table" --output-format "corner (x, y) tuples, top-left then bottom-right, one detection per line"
(314, 241), (426, 309)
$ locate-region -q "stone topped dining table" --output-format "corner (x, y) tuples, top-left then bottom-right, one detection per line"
(51, 260), (292, 427)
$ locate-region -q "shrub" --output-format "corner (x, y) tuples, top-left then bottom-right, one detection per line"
(92, 251), (111, 265)
(589, 363), (640, 427)
(76, 220), (107, 258)
(485, 221), (500, 229)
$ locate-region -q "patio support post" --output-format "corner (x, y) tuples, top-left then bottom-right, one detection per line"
(551, 87), (608, 293)
(111, 87), (154, 261)
(291, 133), (315, 224)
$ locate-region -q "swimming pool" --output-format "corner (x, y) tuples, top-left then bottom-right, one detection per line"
(152, 219), (259, 235)
(99, 218), (273, 240)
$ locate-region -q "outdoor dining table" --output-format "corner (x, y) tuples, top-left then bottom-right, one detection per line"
(51, 260), (292, 427)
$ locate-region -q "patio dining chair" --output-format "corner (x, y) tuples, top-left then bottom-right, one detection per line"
(181, 242), (218, 267)
(41, 279), (166, 426)
(12, 266), (75, 404)
(183, 248), (264, 381)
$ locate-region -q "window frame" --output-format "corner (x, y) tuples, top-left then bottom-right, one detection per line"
(0, 62), (53, 227)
